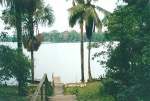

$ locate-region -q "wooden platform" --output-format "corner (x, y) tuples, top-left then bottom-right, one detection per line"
(53, 77), (61, 84)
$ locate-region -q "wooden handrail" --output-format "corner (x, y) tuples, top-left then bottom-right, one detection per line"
(30, 73), (53, 101)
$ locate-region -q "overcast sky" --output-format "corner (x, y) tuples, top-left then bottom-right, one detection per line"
(0, 0), (119, 35)
(39, 0), (118, 33)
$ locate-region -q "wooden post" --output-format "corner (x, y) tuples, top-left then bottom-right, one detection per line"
(30, 74), (53, 101)
(41, 84), (43, 101)
(45, 76), (48, 101)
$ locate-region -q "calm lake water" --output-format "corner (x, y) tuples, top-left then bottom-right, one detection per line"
(0, 42), (108, 84)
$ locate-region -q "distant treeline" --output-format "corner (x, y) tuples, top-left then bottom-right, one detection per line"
(42, 30), (107, 42)
(0, 30), (108, 42)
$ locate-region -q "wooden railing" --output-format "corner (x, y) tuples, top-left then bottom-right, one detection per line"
(30, 73), (53, 101)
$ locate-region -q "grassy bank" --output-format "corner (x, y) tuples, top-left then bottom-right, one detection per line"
(0, 85), (30, 101)
(64, 82), (114, 101)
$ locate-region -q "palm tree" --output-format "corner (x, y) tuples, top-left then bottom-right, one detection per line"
(68, 0), (85, 82)
(85, 0), (110, 81)
(22, 0), (54, 83)
(0, 0), (24, 52)
(0, 0), (28, 95)
(1, 0), (54, 90)
(1, 0), (54, 83)
(68, 0), (109, 81)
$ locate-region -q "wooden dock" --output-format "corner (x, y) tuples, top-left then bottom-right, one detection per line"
(49, 77), (77, 101)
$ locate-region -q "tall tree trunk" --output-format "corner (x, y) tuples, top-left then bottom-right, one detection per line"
(88, 40), (92, 81)
(15, 1), (23, 96)
(29, 13), (34, 83)
(29, 0), (35, 84)
(15, 2), (22, 53)
(80, 23), (85, 82)
(30, 22), (34, 83)
(31, 48), (34, 83)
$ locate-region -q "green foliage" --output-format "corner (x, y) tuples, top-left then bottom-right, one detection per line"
(68, 0), (109, 40)
(0, 32), (18, 42)
(29, 87), (36, 93)
(64, 82), (114, 101)
(95, 1), (150, 101)
(0, 85), (30, 101)
(0, 32), (9, 42)
(1, 30), (107, 42)
(0, 45), (31, 95)
(42, 30), (107, 42)
(65, 87), (79, 96)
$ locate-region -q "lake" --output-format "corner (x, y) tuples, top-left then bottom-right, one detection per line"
(0, 42), (108, 84)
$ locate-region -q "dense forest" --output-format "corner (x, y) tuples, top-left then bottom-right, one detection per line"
(42, 30), (106, 42)
(0, 30), (106, 42)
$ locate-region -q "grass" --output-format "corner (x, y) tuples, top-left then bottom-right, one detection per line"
(0, 83), (52, 101)
(64, 82), (115, 101)
(0, 85), (30, 101)
(0, 82), (114, 101)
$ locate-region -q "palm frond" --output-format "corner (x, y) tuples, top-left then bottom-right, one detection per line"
(84, 6), (92, 26)
(36, 5), (55, 26)
(95, 6), (110, 15)
(75, 0), (85, 4)
(68, 4), (85, 16)
(69, 11), (83, 27)
(1, 8), (16, 27)
(85, 16), (93, 40)
(91, 6), (102, 29)
(84, 4), (103, 39)
(66, 0), (85, 4)
(43, 5), (54, 26)
(84, 6), (101, 29)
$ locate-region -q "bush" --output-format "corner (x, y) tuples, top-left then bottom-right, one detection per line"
(0, 45), (31, 95)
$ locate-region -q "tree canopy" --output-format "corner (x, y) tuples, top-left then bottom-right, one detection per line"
(94, 0), (150, 100)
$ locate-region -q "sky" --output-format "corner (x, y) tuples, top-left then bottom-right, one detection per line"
(0, 0), (119, 35)
(40, 0), (118, 33)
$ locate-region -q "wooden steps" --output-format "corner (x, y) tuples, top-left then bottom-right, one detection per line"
(54, 83), (63, 95)
(49, 76), (77, 101)
(49, 95), (77, 101)
(53, 77), (61, 84)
